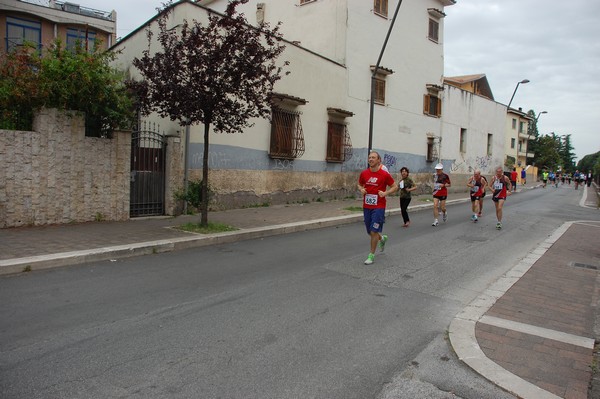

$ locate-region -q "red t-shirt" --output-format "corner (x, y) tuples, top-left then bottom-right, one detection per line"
(510, 171), (518, 182)
(359, 167), (395, 209)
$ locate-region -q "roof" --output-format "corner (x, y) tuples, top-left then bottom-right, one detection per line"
(444, 74), (494, 101)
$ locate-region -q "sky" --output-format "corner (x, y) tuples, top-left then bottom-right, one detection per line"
(75, 0), (600, 163)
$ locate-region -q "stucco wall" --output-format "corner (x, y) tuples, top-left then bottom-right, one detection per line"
(0, 109), (131, 227)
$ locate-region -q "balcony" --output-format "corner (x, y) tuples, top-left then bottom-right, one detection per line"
(518, 132), (530, 139)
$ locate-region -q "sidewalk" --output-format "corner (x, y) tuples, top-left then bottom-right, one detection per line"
(2, 184), (599, 399)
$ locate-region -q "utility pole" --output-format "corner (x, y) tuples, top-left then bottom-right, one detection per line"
(368, 0), (404, 160)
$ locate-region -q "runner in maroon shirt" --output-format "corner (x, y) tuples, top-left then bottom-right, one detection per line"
(489, 166), (512, 230)
(432, 163), (451, 226)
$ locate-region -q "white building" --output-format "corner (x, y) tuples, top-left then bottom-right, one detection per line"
(112, 0), (507, 209)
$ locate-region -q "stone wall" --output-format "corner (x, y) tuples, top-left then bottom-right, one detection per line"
(0, 109), (131, 227)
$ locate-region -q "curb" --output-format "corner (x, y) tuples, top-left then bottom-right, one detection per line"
(0, 197), (471, 276)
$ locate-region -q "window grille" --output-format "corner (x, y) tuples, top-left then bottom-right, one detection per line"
(326, 122), (353, 162)
(269, 108), (305, 159)
(428, 19), (439, 42)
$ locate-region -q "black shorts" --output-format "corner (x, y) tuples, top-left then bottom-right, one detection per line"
(470, 195), (481, 201)
(433, 195), (447, 201)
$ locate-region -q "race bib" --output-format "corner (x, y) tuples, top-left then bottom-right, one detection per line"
(399, 181), (405, 189)
(471, 184), (478, 192)
(433, 183), (441, 191)
(493, 182), (503, 190)
(365, 194), (378, 206)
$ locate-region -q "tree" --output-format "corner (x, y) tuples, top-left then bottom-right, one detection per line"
(128, 0), (289, 226)
(0, 40), (134, 135)
(556, 133), (576, 172)
(534, 134), (561, 170)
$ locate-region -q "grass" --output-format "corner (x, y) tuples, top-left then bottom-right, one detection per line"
(344, 206), (363, 212)
(176, 222), (239, 234)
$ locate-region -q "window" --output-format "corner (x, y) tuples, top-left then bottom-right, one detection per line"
(6, 17), (41, 52)
(67, 28), (96, 51)
(487, 134), (493, 156)
(510, 138), (516, 149)
(460, 128), (467, 153)
(512, 118), (517, 129)
(269, 107), (305, 159)
(423, 94), (441, 117)
(374, 0), (388, 17)
(326, 122), (353, 163)
(374, 77), (386, 104)
(428, 19), (439, 42)
(518, 121), (524, 133)
(426, 137), (435, 162)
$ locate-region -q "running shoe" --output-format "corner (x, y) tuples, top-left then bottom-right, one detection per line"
(364, 253), (375, 265)
(378, 234), (388, 252)
(496, 222), (502, 230)
(470, 215), (475, 221)
(473, 215), (478, 223)
(442, 212), (447, 222)
(477, 212), (482, 217)
(432, 220), (439, 226)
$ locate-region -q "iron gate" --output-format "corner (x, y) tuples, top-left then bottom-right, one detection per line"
(130, 128), (167, 217)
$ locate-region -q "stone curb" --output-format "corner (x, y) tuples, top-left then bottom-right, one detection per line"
(0, 197), (470, 276)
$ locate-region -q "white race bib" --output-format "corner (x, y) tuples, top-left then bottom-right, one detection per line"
(399, 180), (405, 189)
(493, 182), (503, 190)
(365, 194), (378, 206)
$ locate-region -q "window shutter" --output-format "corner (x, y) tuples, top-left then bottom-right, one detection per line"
(423, 94), (430, 115)
(437, 97), (442, 117)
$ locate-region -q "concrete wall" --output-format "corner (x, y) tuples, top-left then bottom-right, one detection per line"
(0, 108), (131, 227)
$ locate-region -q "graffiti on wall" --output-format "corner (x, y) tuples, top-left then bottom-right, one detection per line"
(450, 155), (493, 174)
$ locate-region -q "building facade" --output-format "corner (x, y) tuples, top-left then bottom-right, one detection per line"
(113, 0), (509, 210)
(0, 0), (116, 53)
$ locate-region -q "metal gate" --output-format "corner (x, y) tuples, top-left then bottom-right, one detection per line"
(130, 127), (167, 217)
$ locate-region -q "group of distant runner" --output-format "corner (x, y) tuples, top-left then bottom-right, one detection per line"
(540, 169), (593, 189)
(357, 151), (513, 265)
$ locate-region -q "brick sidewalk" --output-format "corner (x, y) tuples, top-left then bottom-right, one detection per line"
(476, 222), (600, 399)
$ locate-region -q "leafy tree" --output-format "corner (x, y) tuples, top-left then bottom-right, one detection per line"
(577, 151), (600, 178)
(534, 134), (561, 170)
(0, 40), (134, 136)
(128, 0), (289, 226)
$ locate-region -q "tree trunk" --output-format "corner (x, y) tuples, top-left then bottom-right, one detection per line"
(200, 122), (210, 226)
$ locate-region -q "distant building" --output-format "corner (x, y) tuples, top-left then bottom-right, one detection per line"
(0, 0), (116, 53)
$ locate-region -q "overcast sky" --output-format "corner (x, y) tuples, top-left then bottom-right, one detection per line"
(76, 0), (599, 162)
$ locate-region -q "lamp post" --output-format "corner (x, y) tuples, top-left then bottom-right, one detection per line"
(535, 110), (547, 122)
(507, 79), (530, 109)
(368, 0), (404, 159)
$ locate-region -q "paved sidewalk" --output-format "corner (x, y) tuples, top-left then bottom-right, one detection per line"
(1, 183), (599, 399)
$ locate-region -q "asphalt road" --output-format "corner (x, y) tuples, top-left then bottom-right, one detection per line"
(0, 185), (596, 399)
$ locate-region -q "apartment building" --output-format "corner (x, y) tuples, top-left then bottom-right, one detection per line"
(0, 0), (116, 53)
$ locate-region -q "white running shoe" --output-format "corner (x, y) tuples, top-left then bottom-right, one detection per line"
(432, 220), (439, 226)
(364, 253), (375, 265)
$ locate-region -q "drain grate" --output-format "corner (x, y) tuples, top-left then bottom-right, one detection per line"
(569, 261), (599, 270)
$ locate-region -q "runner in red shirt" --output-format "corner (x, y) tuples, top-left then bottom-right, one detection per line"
(358, 151), (397, 265)
(432, 163), (451, 226)
(489, 166), (512, 229)
(467, 170), (487, 222)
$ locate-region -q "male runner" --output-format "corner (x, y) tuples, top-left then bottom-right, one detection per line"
(489, 166), (512, 229)
(467, 170), (487, 222)
(432, 163), (451, 226)
(358, 151), (397, 265)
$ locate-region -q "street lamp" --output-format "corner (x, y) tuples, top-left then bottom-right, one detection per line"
(507, 79), (530, 109)
(535, 110), (547, 122)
